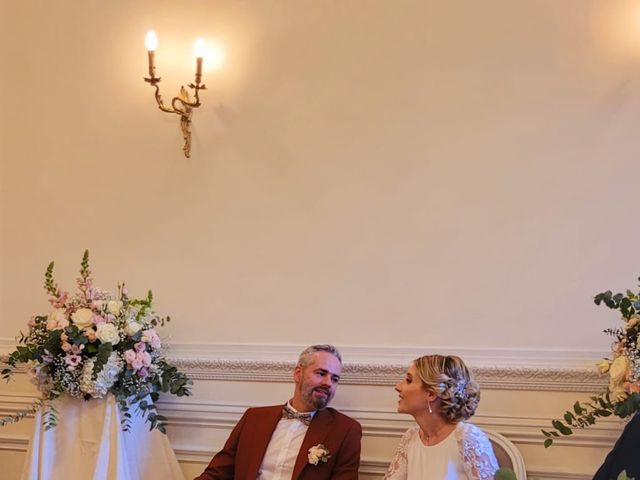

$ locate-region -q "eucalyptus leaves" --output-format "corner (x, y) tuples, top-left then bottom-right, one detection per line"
(543, 282), (640, 447)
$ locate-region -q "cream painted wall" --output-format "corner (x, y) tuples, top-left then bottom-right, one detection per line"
(2, 1), (640, 349)
(1, 2), (640, 476)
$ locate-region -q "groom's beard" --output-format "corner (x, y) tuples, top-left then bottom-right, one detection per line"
(300, 383), (334, 410)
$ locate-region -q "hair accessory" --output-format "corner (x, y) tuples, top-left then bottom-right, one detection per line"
(454, 381), (467, 399)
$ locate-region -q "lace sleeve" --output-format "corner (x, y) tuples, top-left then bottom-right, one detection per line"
(383, 427), (416, 480)
(456, 423), (499, 480)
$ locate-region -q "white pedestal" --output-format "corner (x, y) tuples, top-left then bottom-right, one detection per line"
(21, 394), (184, 480)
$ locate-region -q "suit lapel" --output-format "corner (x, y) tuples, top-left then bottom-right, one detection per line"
(244, 405), (284, 478)
(291, 409), (334, 479)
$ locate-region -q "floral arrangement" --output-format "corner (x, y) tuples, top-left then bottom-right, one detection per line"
(0, 251), (191, 433)
(307, 444), (331, 465)
(543, 279), (640, 447)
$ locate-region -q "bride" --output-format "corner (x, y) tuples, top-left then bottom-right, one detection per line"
(384, 355), (498, 480)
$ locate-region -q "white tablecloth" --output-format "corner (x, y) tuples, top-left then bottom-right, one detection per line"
(21, 394), (185, 480)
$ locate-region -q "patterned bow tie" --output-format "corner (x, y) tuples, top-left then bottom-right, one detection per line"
(282, 404), (313, 426)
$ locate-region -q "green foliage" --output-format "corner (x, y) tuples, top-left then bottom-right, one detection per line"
(43, 261), (59, 297)
(79, 250), (91, 282)
(494, 468), (517, 480)
(543, 392), (616, 447)
(614, 393), (640, 418)
(0, 398), (50, 428)
(92, 342), (113, 379)
(544, 279), (640, 447)
(158, 359), (193, 397)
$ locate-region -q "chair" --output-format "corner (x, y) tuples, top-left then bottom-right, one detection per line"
(483, 429), (527, 479)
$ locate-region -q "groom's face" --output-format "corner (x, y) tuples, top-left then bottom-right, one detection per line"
(293, 351), (342, 412)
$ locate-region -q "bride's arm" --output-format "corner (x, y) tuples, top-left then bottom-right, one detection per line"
(459, 423), (499, 480)
(383, 427), (414, 480)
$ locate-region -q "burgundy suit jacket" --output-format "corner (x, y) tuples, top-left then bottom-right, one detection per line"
(195, 404), (362, 480)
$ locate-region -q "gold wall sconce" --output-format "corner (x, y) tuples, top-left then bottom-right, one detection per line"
(144, 30), (206, 158)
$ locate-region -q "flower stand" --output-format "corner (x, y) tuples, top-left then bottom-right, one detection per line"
(21, 394), (184, 480)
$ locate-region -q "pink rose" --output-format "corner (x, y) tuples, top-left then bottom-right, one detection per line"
(124, 349), (136, 364)
(137, 368), (149, 378)
(140, 351), (152, 367)
(134, 342), (146, 353)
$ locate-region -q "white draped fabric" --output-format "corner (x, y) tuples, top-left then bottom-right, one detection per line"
(21, 394), (184, 480)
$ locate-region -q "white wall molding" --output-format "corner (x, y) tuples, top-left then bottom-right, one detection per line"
(2, 394), (619, 451)
(0, 393), (619, 478)
(526, 469), (591, 480)
(0, 340), (608, 392)
(0, 434), (29, 453)
(0, 433), (596, 480)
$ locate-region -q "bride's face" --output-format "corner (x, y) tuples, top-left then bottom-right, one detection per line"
(395, 363), (430, 415)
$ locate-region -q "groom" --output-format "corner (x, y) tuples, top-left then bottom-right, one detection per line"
(195, 344), (362, 480)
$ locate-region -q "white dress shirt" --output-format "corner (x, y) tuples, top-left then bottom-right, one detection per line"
(257, 403), (316, 480)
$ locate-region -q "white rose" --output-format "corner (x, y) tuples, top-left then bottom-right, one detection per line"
(71, 308), (94, 329)
(610, 385), (629, 402)
(96, 323), (120, 345)
(597, 360), (611, 374)
(609, 356), (629, 388)
(106, 301), (123, 316)
(124, 321), (142, 336)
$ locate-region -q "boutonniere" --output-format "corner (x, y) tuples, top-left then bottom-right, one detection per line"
(308, 444), (331, 465)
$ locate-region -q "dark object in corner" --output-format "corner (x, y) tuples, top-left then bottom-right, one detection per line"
(593, 412), (640, 480)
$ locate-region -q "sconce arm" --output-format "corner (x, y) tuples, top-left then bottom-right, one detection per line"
(144, 76), (207, 158)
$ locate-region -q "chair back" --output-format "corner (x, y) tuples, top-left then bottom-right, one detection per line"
(483, 429), (527, 480)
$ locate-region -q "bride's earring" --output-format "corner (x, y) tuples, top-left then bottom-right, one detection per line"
(427, 400), (432, 414)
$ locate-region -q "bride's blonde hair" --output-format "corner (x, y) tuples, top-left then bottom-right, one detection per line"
(413, 354), (480, 422)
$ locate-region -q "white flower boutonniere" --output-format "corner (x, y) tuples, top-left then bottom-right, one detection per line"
(308, 443), (331, 465)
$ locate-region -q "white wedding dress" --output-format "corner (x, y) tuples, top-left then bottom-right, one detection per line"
(384, 422), (498, 480)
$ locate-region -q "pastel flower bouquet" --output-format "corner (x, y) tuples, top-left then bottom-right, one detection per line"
(543, 278), (640, 447)
(1, 251), (192, 433)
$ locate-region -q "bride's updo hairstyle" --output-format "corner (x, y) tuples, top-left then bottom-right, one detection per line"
(414, 354), (480, 423)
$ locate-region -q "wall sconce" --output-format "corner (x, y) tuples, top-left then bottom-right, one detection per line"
(144, 30), (206, 158)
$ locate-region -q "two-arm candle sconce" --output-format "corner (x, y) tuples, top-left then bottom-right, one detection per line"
(144, 30), (206, 158)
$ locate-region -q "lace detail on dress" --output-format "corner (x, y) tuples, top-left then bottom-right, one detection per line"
(383, 426), (418, 479)
(455, 422), (499, 480)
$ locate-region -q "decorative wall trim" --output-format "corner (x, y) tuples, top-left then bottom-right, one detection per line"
(525, 469), (591, 480)
(0, 434), (29, 453)
(0, 340), (608, 393)
(0, 394), (622, 449)
(169, 358), (605, 392)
